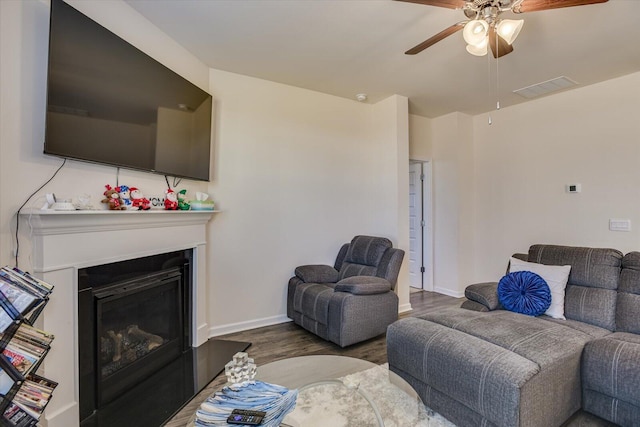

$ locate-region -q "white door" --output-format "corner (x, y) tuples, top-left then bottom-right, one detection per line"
(409, 162), (423, 288)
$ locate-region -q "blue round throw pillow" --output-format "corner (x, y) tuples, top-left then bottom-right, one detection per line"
(497, 271), (552, 316)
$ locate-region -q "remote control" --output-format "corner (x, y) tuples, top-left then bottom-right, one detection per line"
(226, 409), (267, 425)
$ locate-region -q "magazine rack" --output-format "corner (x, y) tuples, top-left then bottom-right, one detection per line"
(0, 270), (56, 427)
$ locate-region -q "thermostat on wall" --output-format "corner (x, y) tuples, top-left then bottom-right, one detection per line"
(566, 184), (581, 193)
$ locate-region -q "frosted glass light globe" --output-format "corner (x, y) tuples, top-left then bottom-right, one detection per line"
(463, 19), (489, 47)
(466, 38), (488, 56)
(496, 19), (524, 45)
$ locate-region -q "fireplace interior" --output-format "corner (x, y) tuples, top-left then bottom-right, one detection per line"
(78, 250), (250, 427)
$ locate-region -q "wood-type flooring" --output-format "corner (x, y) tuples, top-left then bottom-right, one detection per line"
(164, 289), (462, 426)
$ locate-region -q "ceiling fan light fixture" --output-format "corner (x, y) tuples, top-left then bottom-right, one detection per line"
(463, 19), (489, 46)
(496, 19), (524, 45)
(466, 40), (488, 56)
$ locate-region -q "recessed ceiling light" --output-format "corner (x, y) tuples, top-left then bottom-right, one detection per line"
(355, 93), (368, 102)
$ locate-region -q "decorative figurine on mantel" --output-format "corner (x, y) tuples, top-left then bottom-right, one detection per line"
(130, 187), (151, 210)
(101, 185), (126, 210)
(116, 185), (132, 209)
(164, 189), (178, 210)
(177, 189), (190, 210)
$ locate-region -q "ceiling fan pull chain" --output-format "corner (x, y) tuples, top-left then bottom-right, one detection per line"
(495, 28), (501, 111)
(487, 42), (492, 125)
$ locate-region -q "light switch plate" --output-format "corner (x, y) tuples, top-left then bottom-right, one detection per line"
(609, 219), (631, 232)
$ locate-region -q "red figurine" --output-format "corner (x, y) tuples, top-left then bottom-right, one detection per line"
(130, 187), (151, 210)
(164, 189), (178, 210)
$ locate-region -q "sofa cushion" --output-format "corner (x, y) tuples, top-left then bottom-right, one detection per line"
(460, 299), (491, 312)
(583, 332), (640, 424)
(294, 265), (339, 284)
(528, 245), (622, 290)
(465, 282), (501, 311)
(527, 245), (622, 330)
(564, 284), (618, 331)
(387, 318), (540, 426)
(291, 282), (335, 325)
(498, 271), (551, 316)
(509, 257), (570, 319)
(338, 236), (392, 281)
(618, 251), (640, 334)
(343, 235), (391, 266)
(338, 263), (377, 280)
(334, 276), (391, 295)
(539, 316), (612, 339)
(420, 307), (595, 368)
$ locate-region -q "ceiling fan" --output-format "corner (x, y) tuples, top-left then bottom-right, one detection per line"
(397, 0), (609, 58)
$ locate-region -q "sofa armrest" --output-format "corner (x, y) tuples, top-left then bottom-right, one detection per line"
(461, 300), (491, 312)
(335, 276), (391, 295)
(295, 265), (339, 283)
(464, 282), (502, 311)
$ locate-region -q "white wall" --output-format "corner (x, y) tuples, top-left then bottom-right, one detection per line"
(372, 95), (410, 311)
(206, 69), (410, 334)
(1, 0), (411, 344)
(0, 0), (211, 269)
(418, 72), (640, 295)
(409, 114), (432, 162)
(472, 72), (640, 282)
(428, 113), (475, 297)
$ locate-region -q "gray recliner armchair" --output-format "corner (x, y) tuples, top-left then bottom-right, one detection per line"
(287, 235), (405, 347)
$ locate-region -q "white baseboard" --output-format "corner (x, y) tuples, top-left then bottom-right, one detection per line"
(398, 303), (413, 314)
(209, 314), (291, 337)
(434, 287), (465, 299)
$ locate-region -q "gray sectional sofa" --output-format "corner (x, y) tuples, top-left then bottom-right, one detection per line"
(387, 244), (640, 427)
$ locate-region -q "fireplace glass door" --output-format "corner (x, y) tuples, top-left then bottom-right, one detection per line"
(94, 269), (183, 406)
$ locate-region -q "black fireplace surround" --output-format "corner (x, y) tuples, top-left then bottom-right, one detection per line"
(78, 251), (250, 427)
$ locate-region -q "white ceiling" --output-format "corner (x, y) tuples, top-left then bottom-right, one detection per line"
(124, 0), (640, 118)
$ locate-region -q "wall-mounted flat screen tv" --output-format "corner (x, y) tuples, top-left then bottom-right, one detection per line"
(45, 0), (212, 182)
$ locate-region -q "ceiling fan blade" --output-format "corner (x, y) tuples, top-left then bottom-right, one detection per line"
(514, 0), (608, 13)
(405, 22), (465, 55)
(394, 0), (467, 9)
(488, 28), (513, 58)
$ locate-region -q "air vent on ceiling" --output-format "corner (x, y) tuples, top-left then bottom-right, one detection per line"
(513, 76), (578, 99)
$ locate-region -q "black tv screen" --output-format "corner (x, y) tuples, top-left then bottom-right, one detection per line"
(45, 0), (212, 182)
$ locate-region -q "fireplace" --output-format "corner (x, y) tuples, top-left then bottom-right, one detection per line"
(78, 251), (192, 424)
(20, 209), (252, 427)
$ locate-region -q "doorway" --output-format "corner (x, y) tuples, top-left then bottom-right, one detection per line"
(409, 160), (432, 291)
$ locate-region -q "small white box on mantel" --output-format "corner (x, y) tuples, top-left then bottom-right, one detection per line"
(609, 219), (631, 232)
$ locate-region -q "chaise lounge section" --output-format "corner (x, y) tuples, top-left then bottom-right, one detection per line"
(387, 245), (640, 427)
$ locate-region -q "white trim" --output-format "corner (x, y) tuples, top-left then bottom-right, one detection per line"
(399, 302), (413, 313)
(209, 315), (292, 337)
(434, 287), (464, 299)
(22, 209), (215, 427)
(22, 208), (217, 235)
(422, 161), (434, 292)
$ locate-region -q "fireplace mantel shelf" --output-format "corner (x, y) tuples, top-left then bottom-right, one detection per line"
(21, 208), (218, 236)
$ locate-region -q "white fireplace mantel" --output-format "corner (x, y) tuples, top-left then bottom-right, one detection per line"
(20, 209), (217, 427)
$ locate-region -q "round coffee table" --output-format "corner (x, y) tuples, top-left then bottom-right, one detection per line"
(190, 355), (430, 426)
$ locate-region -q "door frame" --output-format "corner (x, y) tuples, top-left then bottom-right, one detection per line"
(409, 160), (433, 291)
